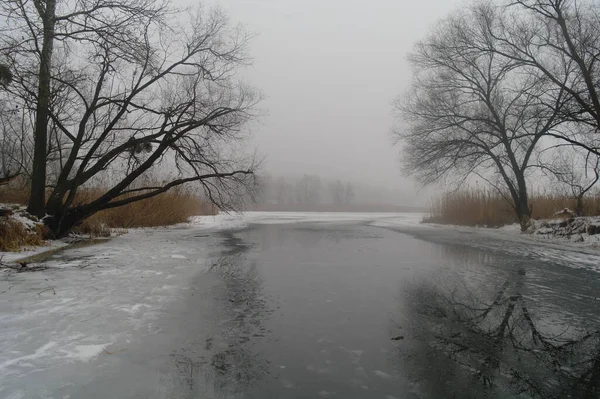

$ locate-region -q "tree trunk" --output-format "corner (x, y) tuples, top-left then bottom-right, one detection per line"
(575, 196), (584, 217)
(45, 207), (87, 238)
(515, 181), (531, 232)
(27, 0), (56, 219)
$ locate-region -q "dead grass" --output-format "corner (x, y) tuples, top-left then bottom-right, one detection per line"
(0, 179), (29, 205)
(0, 182), (218, 237)
(79, 187), (217, 230)
(0, 219), (47, 252)
(424, 188), (600, 227)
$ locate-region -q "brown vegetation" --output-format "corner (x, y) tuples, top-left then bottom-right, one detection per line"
(0, 183), (217, 238)
(424, 189), (600, 227)
(78, 187), (217, 231)
(0, 219), (47, 252)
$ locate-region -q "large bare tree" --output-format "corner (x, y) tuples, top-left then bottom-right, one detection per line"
(492, 0), (600, 150)
(1, 1), (259, 236)
(394, 4), (566, 229)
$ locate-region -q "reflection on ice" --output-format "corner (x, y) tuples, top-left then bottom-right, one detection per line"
(397, 256), (600, 398)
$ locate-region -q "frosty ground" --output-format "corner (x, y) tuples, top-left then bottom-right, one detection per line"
(2, 211), (600, 398)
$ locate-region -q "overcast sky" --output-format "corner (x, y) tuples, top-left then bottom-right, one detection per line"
(203, 0), (465, 201)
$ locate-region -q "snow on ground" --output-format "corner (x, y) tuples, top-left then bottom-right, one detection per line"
(0, 225), (226, 397)
(527, 216), (600, 246)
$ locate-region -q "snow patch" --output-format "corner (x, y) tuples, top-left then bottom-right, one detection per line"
(527, 216), (600, 245)
(62, 344), (108, 362)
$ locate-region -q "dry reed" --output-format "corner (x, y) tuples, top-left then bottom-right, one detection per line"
(0, 219), (47, 252)
(0, 182), (217, 237)
(424, 188), (600, 227)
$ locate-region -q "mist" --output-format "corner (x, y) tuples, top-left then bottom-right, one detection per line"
(199, 0), (464, 205)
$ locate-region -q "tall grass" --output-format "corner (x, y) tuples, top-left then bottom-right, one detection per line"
(79, 186), (217, 231)
(424, 188), (600, 227)
(0, 182), (217, 237)
(0, 219), (47, 251)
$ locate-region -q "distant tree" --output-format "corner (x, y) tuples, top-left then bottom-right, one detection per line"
(0, 62), (24, 184)
(0, 102), (28, 186)
(295, 174), (321, 205)
(253, 173), (272, 204)
(329, 180), (355, 205)
(1, 1), (259, 236)
(275, 177), (291, 204)
(394, 4), (566, 230)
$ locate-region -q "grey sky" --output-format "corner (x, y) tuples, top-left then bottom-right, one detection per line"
(208, 0), (464, 200)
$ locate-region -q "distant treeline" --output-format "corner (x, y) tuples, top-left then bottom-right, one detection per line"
(248, 203), (426, 213)
(253, 174), (421, 212)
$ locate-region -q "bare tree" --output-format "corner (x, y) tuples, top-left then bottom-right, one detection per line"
(394, 4), (566, 229)
(2, 2), (260, 236)
(402, 273), (600, 398)
(0, 102), (30, 185)
(1, 0), (172, 218)
(275, 177), (291, 205)
(538, 144), (600, 216)
(492, 0), (600, 150)
(295, 174), (321, 205)
(0, 63), (12, 88)
(329, 180), (355, 205)
(0, 62), (24, 185)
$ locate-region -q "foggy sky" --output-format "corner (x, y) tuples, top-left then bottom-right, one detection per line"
(207, 0), (464, 202)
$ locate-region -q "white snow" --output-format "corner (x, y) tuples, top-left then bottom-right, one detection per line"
(0, 240), (68, 263)
(62, 344), (109, 362)
(0, 226), (221, 392)
(0, 204), (69, 263)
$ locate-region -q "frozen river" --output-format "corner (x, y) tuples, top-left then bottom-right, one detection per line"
(2, 213), (600, 398)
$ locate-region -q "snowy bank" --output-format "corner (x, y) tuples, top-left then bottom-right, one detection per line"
(527, 216), (600, 246)
(0, 204), (67, 263)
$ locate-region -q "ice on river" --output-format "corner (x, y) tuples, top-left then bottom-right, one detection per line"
(2, 210), (600, 398)
(0, 212), (419, 396)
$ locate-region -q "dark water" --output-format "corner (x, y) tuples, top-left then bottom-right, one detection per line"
(160, 222), (600, 399)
